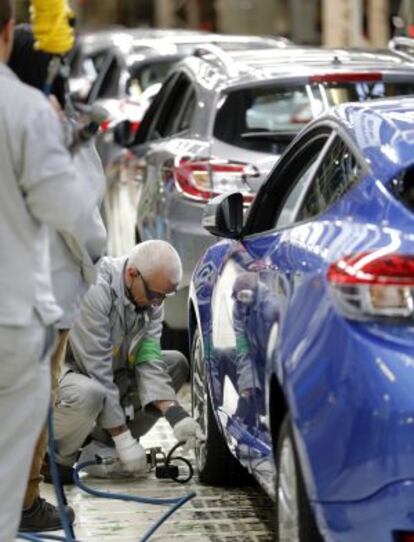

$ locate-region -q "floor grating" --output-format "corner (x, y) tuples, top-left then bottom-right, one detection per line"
(16, 386), (274, 542)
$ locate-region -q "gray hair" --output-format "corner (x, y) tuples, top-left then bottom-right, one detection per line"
(127, 240), (183, 286)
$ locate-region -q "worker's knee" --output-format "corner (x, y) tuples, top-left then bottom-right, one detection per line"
(80, 380), (105, 416)
(61, 377), (105, 418)
(163, 350), (189, 391)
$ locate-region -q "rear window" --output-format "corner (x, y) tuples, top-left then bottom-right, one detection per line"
(214, 82), (414, 153)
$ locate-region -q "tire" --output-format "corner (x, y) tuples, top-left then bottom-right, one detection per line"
(191, 328), (251, 486)
(275, 415), (323, 542)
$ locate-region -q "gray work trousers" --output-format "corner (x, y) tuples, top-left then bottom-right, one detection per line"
(0, 316), (53, 542)
(53, 351), (189, 466)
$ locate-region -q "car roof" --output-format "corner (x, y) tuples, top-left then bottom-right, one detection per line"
(331, 97), (414, 177)
(77, 28), (210, 56)
(185, 46), (414, 90)
(77, 28), (287, 58)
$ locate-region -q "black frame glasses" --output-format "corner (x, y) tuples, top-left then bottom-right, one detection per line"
(139, 272), (176, 301)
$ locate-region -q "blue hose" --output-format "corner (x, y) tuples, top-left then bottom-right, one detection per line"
(46, 407), (76, 540)
(73, 460), (196, 541)
(17, 407), (196, 542)
(73, 459), (194, 505)
(17, 406), (79, 542)
(18, 535), (72, 541)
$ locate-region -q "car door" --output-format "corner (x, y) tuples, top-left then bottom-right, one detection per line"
(136, 73), (198, 241)
(241, 127), (365, 490)
(208, 124), (365, 486)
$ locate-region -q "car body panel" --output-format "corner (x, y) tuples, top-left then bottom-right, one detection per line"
(133, 47), (414, 330)
(189, 99), (414, 540)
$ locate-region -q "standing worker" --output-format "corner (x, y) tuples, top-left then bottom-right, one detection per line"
(52, 241), (203, 479)
(8, 24), (107, 533)
(0, 1), (95, 540)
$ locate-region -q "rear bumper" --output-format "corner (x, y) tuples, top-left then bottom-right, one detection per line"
(316, 480), (414, 542)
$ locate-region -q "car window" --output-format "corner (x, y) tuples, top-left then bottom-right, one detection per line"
(150, 74), (194, 139)
(275, 159), (319, 229)
(295, 137), (362, 222)
(126, 60), (177, 99)
(133, 73), (178, 145)
(245, 130), (332, 235)
(176, 87), (196, 133)
(214, 81), (414, 154)
(96, 57), (122, 99)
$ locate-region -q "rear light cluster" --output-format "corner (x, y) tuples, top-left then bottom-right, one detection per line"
(309, 72), (382, 84)
(327, 252), (414, 319)
(163, 157), (258, 203)
(395, 532), (414, 542)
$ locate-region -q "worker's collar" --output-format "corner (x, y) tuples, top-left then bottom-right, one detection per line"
(0, 63), (18, 80)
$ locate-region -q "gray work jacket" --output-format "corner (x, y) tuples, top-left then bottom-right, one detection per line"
(50, 140), (107, 329)
(67, 256), (176, 428)
(0, 64), (95, 326)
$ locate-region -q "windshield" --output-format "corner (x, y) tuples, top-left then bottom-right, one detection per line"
(214, 81), (414, 152)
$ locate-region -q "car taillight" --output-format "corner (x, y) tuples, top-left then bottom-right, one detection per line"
(395, 533), (414, 542)
(327, 252), (414, 319)
(100, 119), (111, 132)
(310, 72), (382, 83)
(168, 157), (258, 203)
(130, 121), (141, 135)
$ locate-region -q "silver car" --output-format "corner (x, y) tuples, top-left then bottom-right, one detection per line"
(116, 45), (414, 333)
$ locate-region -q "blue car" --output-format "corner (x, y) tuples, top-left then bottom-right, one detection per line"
(189, 97), (414, 542)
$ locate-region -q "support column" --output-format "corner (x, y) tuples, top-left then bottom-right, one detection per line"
(154, 0), (200, 28)
(322, 0), (351, 47)
(368, 0), (389, 47)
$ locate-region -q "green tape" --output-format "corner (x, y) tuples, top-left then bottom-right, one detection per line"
(133, 337), (162, 365)
(236, 335), (249, 354)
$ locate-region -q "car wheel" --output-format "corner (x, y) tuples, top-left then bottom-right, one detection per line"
(275, 415), (322, 542)
(191, 328), (251, 486)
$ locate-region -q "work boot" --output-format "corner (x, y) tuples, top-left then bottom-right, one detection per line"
(19, 497), (75, 532)
(41, 454), (75, 485)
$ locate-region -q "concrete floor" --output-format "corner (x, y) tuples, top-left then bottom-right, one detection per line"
(16, 386), (274, 542)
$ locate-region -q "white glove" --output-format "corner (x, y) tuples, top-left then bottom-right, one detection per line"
(173, 417), (205, 443)
(164, 404), (205, 449)
(113, 430), (147, 473)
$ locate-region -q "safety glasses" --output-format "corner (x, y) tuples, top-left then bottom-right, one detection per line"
(139, 272), (177, 301)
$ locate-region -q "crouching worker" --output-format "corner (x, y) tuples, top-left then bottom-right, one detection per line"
(52, 240), (202, 479)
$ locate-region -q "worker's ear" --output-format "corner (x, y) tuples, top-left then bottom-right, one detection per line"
(126, 266), (139, 280)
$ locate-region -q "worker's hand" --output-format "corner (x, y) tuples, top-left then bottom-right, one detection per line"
(113, 429), (147, 473)
(164, 404), (205, 447)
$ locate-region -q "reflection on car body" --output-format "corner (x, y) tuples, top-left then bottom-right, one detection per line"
(124, 45), (414, 335)
(189, 97), (414, 542)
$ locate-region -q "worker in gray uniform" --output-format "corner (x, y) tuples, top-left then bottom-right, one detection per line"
(53, 240), (203, 479)
(0, 2), (96, 540)
(8, 23), (108, 532)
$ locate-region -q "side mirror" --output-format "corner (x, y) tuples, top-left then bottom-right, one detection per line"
(202, 192), (243, 239)
(113, 120), (136, 148)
